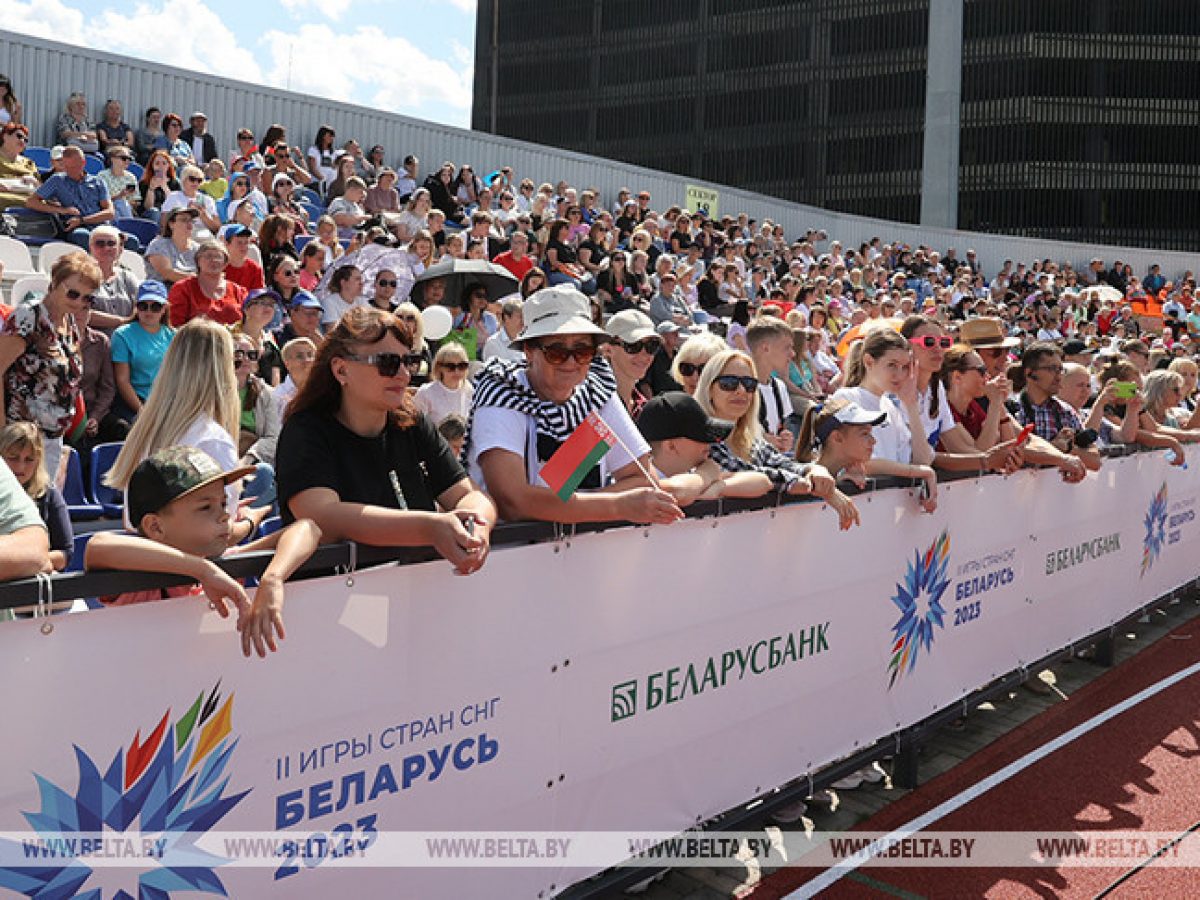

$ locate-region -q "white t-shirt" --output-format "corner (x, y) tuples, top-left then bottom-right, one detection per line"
(481, 329), (524, 363)
(122, 415), (241, 531)
(161, 190), (217, 239)
(757, 376), (793, 434)
(467, 376), (649, 495)
(915, 381), (957, 450)
(320, 292), (366, 326)
(414, 379), (473, 427)
(831, 385), (914, 464)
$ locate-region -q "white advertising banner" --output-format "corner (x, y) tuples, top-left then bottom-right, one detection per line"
(0, 453), (1194, 898)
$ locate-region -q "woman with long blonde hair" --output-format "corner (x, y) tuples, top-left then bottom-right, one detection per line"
(106, 319), (266, 542)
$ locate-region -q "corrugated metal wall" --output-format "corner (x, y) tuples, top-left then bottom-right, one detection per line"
(0, 29), (1193, 279)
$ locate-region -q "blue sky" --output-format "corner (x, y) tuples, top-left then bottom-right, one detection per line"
(0, 0), (478, 127)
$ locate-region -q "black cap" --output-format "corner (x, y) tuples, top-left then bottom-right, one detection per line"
(128, 446), (255, 531)
(638, 392), (734, 443)
(1062, 339), (1093, 356)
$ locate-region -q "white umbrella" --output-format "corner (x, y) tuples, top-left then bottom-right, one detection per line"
(316, 243), (417, 305)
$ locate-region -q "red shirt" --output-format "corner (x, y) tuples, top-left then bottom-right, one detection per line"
(947, 399), (988, 442)
(225, 259), (265, 293)
(493, 250), (534, 282)
(169, 277), (247, 327)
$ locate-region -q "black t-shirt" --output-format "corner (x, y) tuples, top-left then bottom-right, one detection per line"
(276, 405), (467, 523)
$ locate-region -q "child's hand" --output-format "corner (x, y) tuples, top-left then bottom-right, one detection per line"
(239, 574), (286, 658)
(200, 561), (250, 619)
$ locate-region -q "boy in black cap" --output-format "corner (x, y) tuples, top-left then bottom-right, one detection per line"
(638, 392), (772, 504)
(86, 446), (321, 658)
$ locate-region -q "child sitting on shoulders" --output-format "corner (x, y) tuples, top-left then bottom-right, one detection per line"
(86, 445), (321, 658)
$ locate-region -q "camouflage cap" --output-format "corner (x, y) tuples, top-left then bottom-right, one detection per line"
(128, 446), (256, 530)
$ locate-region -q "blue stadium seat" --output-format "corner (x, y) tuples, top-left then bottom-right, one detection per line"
(63, 448), (103, 521)
(64, 532), (93, 573)
(89, 442), (125, 518)
(296, 187), (322, 207)
(259, 516), (283, 537)
(299, 201), (323, 223)
(24, 145), (51, 172)
(84, 154), (104, 175)
(294, 234), (313, 251)
(127, 162), (144, 180)
(113, 217), (158, 250)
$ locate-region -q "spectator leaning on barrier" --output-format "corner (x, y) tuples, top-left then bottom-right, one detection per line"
(0, 457), (49, 582)
(638, 390), (772, 506)
(467, 286), (683, 525)
(87, 445), (321, 658)
(276, 307), (495, 574)
(604, 309), (659, 419)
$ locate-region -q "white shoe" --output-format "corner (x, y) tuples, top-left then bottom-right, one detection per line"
(771, 799), (808, 824)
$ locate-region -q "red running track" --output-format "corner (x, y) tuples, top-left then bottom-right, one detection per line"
(755, 618), (1200, 899)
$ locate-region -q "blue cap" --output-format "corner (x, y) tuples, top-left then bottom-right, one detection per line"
(242, 161), (261, 172)
(289, 290), (322, 310)
(229, 171), (250, 183)
(223, 223), (252, 239)
(137, 281), (168, 303)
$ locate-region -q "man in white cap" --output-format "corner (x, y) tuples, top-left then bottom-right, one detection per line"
(180, 111), (217, 165)
(467, 286), (683, 525)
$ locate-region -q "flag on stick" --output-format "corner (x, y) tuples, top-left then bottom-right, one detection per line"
(539, 412), (618, 501)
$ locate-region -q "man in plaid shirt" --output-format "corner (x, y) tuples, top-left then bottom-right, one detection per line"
(1014, 342), (1083, 443)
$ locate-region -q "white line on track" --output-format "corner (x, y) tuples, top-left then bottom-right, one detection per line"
(786, 659), (1200, 899)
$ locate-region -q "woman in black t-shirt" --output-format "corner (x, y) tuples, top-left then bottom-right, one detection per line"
(275, 307), (496, 574)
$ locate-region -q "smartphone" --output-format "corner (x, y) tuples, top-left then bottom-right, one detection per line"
(1113, 381), (1138, 400)
(1016, 424), (1035, 446)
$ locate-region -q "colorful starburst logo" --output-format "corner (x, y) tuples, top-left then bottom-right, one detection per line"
(1141, 483), (1169, 577)
(0, 683), (250, 900)
(888, 530), (951, 688)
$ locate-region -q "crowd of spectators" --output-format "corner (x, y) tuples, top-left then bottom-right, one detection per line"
(1, 82), (1198, 661)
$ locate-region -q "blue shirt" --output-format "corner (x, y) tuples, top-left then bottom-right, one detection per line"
(111, 321), (175, 400)
(35, 172), (110, 217)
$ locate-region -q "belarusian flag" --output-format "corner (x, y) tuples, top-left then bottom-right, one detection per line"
(539, 412), (617, 501)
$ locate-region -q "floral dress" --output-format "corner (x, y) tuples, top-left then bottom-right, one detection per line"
(2, 299), (83, 438)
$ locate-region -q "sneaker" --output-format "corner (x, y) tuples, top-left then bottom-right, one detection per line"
(771, 799), (808, 824)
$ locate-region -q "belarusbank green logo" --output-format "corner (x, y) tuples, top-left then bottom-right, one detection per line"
(610, 623), (830, 722)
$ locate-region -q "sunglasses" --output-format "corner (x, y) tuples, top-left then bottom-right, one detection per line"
(910, 335), (953, 349)
(136, 300), (165, 312)
(92, 239), (119, 248)
(440, 361), (470, 372)
(677, 361), (708, 377)
(342, 352), (422, 377)
(376, 279), (398, 288)
(10, 133), (28, 142)
(186, 176), (203, 183)
(64, 288), (97, 306)
(288, 351), (316, 362)
(234, 348), (260, 362)
(396, 313), (418, 322)
(535, 342), (597, 366)
(714, 375), (758, 393)
(246, 298), (275, 309)
(619, 338), (660, 355)
(278, 268), (298, 276)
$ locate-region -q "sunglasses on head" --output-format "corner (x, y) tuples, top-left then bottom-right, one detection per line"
(376, 279), (398, 288)
(910, 335), (953, 349)
(136, 300), (164, 312)
(535, 342), (596, 366)
(234, 348), (260, 362)
(619, 338), (660, 355)
(714, 374), (758, 393)
(64, 288), (97, 306)
(440, 361), (470, 372)
(677, 361), (707, 377)
(342, 351), (422, 377)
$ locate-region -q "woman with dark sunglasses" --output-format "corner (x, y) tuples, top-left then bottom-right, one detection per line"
(276, 306), (495, 575)
(0, 122), (38, 210)
(111, 280), (174, 422)
(900, 315), (1020, 475)
(0, 252), (99, 480)
(468, 287), (683, 526)
(603, 310), (659, 419)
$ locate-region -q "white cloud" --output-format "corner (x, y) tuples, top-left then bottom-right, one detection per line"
(88, 0), (264, 83)
(0, 0), (473, 128)
(0, 0), (86, 43)
(446, 0), (476, 13)
(261, 24), (472, 124)
(278, 0), (356, 23)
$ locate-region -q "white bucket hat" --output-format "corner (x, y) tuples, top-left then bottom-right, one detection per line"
(511, 287), (608, 348)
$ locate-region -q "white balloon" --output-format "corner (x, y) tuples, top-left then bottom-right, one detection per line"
(422, 304), (453, 341)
